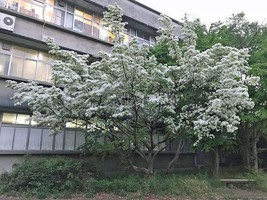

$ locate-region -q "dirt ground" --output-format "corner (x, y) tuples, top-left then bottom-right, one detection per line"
(1, 189), (267, 200)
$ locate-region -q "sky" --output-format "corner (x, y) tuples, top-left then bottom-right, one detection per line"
(136, 0), (267, 27)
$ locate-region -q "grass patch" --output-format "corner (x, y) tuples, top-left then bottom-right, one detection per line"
(1, 158), (267, 199)
(87, 173), (220, 198)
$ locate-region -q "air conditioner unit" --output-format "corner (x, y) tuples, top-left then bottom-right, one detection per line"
(0, 13), (15, 31)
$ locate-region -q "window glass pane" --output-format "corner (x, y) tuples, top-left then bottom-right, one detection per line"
(56, 0), (65, 8)
(7, 0), (19, 11)
(13, 128), (28, 150)
(23, 60), (36, 80)
(36, 62), (47, 82)
(74, 9), (83, 17)
(25, 49), (38, 60)
(0, 0), (7, 8)
(130, 28), (136, 36)
(39, 52), (50, 62)
(31, 119), (37, 126)
(66, 4), (73, 12)
(54, 9), (65, 26)
(28, 128), (42, 150)
(144, 33), (150, 41)
(16, 114), (30, 125)
(74, 17), (83, 32)
(150, 36), (156, 44)
(65, 13), (74, 29)
(66, 122), (76, 128)
(10, 57), (24, 77)
(44, 4), (54, 22)
(46, 0), (54, 5)
(92, 23), (99, 38)
(84, 13), (92, 20)
(0, 54), (10, 75)
(47, 64), (53, 82)
(13, 46), (26, 57)
(2, 113), (16, 124)
(41, 129), (53, 150)
(32, 2), (43, 19)
(84, 19), (92, 35)
(137, 30), (144, 38)
(75, 131), (85, 150)
(65, 130), (75, 150)
(0, 127), (14, 150)
(108, 32), (115, 43)
(160, 135), (167, 151)
(93, 15), (100, 23)
(99, 26), (108, 40)
(123, 33), (130, 44)
(54, 132), (64, 150)
(1, 42), (11, 52)
(19, 0), (32, 16)
(76, 120), (85, 128)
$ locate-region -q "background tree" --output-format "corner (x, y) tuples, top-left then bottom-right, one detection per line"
(193, 13), (267, 171)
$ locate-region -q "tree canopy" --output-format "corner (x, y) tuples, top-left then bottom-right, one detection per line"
(7, 5), (258, 175)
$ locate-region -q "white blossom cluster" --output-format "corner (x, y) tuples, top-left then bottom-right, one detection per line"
(8, 4), (258, 147)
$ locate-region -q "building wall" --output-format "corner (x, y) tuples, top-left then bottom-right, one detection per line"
(0, 0), (185, 173)
(0, 153), (197, 174)
(86, 0), (182, 36)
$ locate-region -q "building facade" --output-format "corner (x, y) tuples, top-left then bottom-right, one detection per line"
(0, 0), (196, 173)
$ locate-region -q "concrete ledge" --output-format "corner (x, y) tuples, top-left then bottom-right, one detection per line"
(220, 179), (256, 189)
(220, 179), (256, 183)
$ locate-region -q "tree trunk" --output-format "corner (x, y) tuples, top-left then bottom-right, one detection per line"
(210, 146), (220, 177)
(166, 139), (184, 174)
(126, 150), (155, 175)
(238, 124), (251, 170)
(251, 136), (259, 172)
(146, 153), (154, 175)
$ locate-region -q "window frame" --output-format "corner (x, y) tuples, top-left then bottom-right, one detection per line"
(0, 112), (86, 152)
(0, 41), (53, 83)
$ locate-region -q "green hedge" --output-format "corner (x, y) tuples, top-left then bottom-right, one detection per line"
(0, 157), (91, 198)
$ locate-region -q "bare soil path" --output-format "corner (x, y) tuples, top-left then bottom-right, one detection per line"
(1, 189), (267, 200)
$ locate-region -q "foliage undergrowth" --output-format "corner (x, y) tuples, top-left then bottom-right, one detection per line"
(1, 158), (267, 199)
(87, 172), (220, 198)
(0, 157), (93, 199)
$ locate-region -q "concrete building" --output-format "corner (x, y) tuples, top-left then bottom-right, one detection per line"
(0, 0), (198, 173)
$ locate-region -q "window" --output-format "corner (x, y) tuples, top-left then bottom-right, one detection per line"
(73, 9), (95, 35)
(0, 54), (10, 75)
(44, 3), (54, 22)
(72, 9), (103, 38)
(1, 1), (155, 44)
(99, 19), (108, 41)
(7, 0), (19, 11)
(53, 8), (64, 26)
(19, 0), (44, 19)
(2, 113), (17, 124)
(0, 112), (86, 152)
(0, 0), (7, 7)
(16, 114), (30, 125)
(0, 41), (53, 82)
(2, 113), (31, 125)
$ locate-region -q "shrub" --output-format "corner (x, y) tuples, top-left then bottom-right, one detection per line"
(0, 157), (92, 198)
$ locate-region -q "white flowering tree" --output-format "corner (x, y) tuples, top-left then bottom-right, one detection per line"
(157, 17), (259, 175)
(8, 4), (258, 175)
